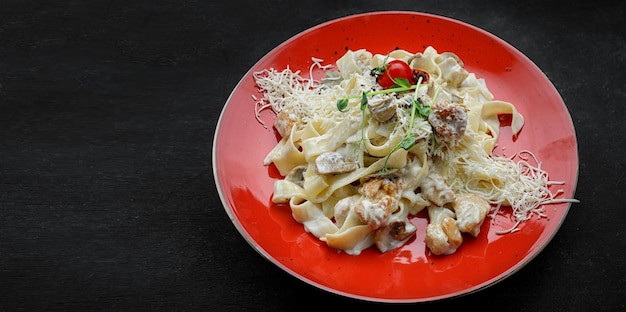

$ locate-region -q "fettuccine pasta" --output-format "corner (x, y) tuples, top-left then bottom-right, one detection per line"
(253, 46), (577, 256)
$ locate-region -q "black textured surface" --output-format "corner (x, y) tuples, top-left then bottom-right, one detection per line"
(1, 0), (624, 311)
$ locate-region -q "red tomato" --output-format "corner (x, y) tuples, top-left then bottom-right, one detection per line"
(375, 60), (431, 89)
(376, 60), (414, 89)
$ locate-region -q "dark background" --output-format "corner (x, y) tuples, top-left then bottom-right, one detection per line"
(1, 0), (624, 311)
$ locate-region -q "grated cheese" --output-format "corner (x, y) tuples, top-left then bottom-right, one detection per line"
(253, 58), (337, 128)
(441, 138), (579, 233)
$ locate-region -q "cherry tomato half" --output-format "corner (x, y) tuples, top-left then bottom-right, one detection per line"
(375, 60), (430, 89)
(376, 60), (414, 89)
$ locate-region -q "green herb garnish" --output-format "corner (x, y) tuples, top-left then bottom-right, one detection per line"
(337, 98), (349, 112)
(370, 54), (390, 77)
(382, 76), (428, 171)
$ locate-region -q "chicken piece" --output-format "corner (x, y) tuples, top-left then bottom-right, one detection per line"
(314, 152), (358, 175)
(420, 172), (455, 207)
(273, 106), (302, 138)
(333, 195), (360, 228)
(424, 206), (463, 256)
(353, 197), (395, 230)
(453, 193), (491, 237)
(354, 177), (404, 230)
(374, 219), (417, 253)
(428, 101), (468, 141)
(320, 70), (342, 88)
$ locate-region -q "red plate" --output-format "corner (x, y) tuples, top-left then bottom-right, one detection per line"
(213, 12), (578, 302)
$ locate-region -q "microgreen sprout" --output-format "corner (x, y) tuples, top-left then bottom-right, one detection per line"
(335, 59), (436, 172)
(370, 54), (390, 77)
(335, 83), (420, 148)
(382, 76), (427, 171)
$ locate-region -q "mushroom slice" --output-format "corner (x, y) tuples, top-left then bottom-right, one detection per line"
(314, 152), (358, 175)
(375, 219), (417, 253)
(368, 95), (397, 122)
(285, 165), (307, 187)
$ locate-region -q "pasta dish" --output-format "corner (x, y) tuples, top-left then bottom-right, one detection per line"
(252, 47), (577, 256)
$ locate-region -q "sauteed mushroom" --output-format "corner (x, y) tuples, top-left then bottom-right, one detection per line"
(374, 219), (417, 253)
(367, 95), (397, 122)
(285, 165), (307, 187)
(314, 152), (358, 175)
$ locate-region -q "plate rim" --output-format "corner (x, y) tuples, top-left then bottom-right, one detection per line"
(212, 10), (579, 303)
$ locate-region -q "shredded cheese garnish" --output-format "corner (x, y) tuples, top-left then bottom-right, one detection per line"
(253, 58), (334, 127)
(442, 138), (579, 233)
